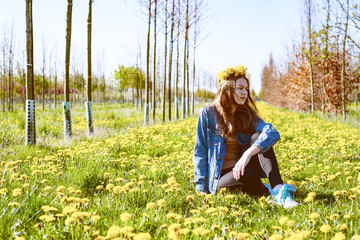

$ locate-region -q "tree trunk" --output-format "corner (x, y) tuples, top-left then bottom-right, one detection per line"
(192, 0), (197, 115)
(340, 0), (349, 120)
(152, 0), (157, 121)
(63, 0), (73, 140)
(25, 0), (36, 145)
(306, 0), (315, 114)
(322, 0), (330, 117)
(182, 0), (189, 119)
(42, 40), (46, 110)
(175, 0), (180, 120)
(162, 0), (168, 123)
(144, 0), (151, 125)
(168, 0), (175, 121)
(86, 0), (94, 135)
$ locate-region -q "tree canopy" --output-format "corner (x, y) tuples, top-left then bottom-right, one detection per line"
(113, 65), (145, 90)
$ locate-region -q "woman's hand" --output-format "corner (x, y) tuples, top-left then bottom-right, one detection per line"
(232, 145), (261, 180)
(232, 153), (251, 180)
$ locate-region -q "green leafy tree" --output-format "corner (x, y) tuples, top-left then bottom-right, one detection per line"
(113, 65), (146, 103)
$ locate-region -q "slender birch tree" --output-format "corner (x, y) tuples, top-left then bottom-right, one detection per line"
(182, 0), (189, 119)
(63, 0), (73, 140)
(162, 0), (168, 122)
(168, 0), (176, 121)
(86, 0), (94, 135)
(144, 0), (151, 125)
(306, 0), (315, 114)
(25, 0), (36, 145)
(338, 0), (350, 120)
(175, 0), (181, 120)
(152, 0), (157, 121)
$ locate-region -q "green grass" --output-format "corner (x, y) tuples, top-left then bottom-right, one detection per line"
(0, 102), (360, 239)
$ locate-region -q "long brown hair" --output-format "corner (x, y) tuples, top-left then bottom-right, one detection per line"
(212, 75), (259, 137)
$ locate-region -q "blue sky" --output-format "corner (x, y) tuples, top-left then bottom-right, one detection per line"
(0, 0), (303, 93)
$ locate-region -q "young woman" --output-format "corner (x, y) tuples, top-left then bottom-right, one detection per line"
(193, 65), (298, 208)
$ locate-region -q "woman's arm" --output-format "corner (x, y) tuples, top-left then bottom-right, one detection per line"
(233, 145), (261, 180)
(193, 108), (209, 193)
(252, 118), (280, 154)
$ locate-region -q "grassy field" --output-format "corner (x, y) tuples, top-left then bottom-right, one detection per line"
(1, 102), (360, 240)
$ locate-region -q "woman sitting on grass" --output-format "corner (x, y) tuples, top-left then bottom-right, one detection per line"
(193, 65), (298, 208)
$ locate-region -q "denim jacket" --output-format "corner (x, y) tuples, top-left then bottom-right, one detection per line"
(193, 106), (280, 194)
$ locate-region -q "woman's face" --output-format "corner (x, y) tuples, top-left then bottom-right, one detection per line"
(234, 77), (248, 105)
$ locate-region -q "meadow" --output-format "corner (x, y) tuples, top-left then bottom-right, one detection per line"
(1, 102), (360, 240)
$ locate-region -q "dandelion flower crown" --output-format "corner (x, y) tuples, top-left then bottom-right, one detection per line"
(217, 65), (248, 87)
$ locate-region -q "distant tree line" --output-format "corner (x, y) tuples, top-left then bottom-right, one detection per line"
(261, 0), (360, 119)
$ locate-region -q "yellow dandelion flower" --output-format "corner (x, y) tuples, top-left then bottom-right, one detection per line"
(12, 188), (22, 197)
(232, 211), (240, 217)
(190, 209), (200, 214)
(120, 212), (132, 222)
(43, 207), (58, 212)
(320, 224), (332, 233)
(331, 232), (345, 240)
(15, 237), (25, 240)
(225, 194), (234, 199)
(103, 172), (111, 178)
(0, 188), (7, 195)
(39, 215), (49, 221)
(279, 216), (289, 225)
(90, 215), (101, 221)
(119, 225), (134, 234)
(287, 220), (295, 227)
(186, 195), (194, 202)
(338, 224), (347, 231)
(146, 202), (157, 209)
(218, 206), (229, 214)
(168, 223), (181, 231)
(84, 226), (90, 232)
(107, 225), (121, 238)
(64, 217), (77, 225)
(309, 212), (320, 219)
(272, 226), (282, 230)
(157, 199), (166, 207)
(269, 234), (283, 240)
(330, 214), (339, 220)
(8, 202), (20, 207)
(142, 213), (150, 218)
(343, 214), (350, 219)
(237, 232), (250, 239)
(304, 196), (314, 203)
(106, 183), (114, 190)
(56, 186), (65, 192)
(96, 185), (103, 190)
(205, 208), (217, 214)
(62, 206), (77, 215)
(353, 235), (360, 240)
(71, 211), (91, 220)
(44, 216), (56, 222)
(235, 64), (246, 76)
(113, 186), (121, 194)
(133, 232), (151, 240)
(212, 224), (220, 230)
(229, 231), (237, 238)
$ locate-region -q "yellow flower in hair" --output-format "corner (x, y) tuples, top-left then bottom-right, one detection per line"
(217, 64), (247, 86)
(235, 65), (246, 76)
(227, 66), (235, 75)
